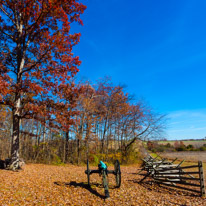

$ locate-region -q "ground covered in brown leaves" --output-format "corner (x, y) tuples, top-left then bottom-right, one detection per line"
(0, 164), (205, 206)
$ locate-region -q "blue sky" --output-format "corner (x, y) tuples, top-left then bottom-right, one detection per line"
(71, 0), (206, 140)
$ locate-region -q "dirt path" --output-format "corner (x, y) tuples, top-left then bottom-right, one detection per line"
(0, 164), (205, 205)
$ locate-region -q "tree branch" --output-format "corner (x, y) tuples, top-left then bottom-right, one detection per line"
(0, 29), (15, 41)
(124, 123), (151, 151)
(20, 47), (50, 75)
(0, 5), (16, 25)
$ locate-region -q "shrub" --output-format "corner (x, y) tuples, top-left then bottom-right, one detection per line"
(199, 146), (206, 151)
(165, 143), (172, 148)
(155, 145), (165, 152)
(52, 154), (64, 165)
(186, 144), (194, 151)
(176, 146), (187, 151)
(151, 148), (157, 153)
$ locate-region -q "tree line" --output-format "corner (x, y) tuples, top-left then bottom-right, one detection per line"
(0, 78), (166, 165)
(0, 0), (165, 169)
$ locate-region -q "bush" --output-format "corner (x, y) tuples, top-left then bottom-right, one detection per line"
(151, 148), (157, 153)
(186, 144), (194, 151)
(88, 153), (106, 165)
(165, 143), (172, 148)
(199, 146), (206, 151)
(176, 146), (187, 151)
(121, 144), (142, 165)
(156, 145), (165, 152)
(51, 154), (64, 165)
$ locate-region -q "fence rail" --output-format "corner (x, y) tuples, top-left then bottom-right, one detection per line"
(138, 155), (205, 197)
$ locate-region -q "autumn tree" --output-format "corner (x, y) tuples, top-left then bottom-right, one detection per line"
(174, 141), (179, 149)
(94, 78), (130, 153)
(122, 103), (166, 157)
(0, 0), (86, 169)
(71, 82), (98, 164)
(54, 81), (81, 163)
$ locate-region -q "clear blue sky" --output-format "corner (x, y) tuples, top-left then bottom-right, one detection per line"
(71, 0), (206, 140)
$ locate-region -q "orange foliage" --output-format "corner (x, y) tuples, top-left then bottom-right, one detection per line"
(0, 164), (204, 205)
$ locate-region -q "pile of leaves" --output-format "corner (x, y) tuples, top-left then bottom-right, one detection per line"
(0, 164), (205, 205)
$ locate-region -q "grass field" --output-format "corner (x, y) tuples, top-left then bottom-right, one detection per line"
(157, 140), (206, 148)
(0, 163), (205, 205)
(161, 151), (206, 162)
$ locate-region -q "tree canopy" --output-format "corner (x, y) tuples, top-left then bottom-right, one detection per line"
(0, 0), (86, 169)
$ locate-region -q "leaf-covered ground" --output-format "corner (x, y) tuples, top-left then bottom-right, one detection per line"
(0, 164), (205, 205)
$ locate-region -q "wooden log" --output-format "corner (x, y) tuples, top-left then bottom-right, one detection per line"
(198, 161), (205, 197)
(178, 165), (199, 170)
(153, 176), (200, 181)
(170, 158), (178, 164)
(154, 171), (199, 175)
(143, 159), (205, 197)
(176, 160), (185, 167)
(156, 165), (198, 171)
(155, 169), (180, 173)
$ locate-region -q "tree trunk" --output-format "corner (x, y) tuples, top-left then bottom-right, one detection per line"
(9, 18), (25, 170)
(11, 113), (20, 159)
(64, 131), (69, 163)
(77, 138), (82, 165)
(101, 116), (108, 153)
(43, 119), (46, 150)
(10, 99), (21, 170)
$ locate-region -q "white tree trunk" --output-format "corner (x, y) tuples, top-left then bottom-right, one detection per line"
(10, 96), (21, 170)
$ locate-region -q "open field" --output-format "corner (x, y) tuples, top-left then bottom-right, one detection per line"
(158, 140), (206, 148)
(161, 151), (206, 162)
(0, 163), (205, 205)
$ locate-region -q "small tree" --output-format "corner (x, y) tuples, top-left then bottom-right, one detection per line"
(147, 141), (155, 151)
(174, 141), (179, 149)
(186, 144), (194, 151)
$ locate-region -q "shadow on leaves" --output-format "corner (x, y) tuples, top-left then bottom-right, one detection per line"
(128, 179), (199, 198)
(54, 181), (106, 199)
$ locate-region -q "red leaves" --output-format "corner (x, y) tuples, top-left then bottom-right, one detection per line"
(0, 0), (86, 126)
(0, 76), (10, 99)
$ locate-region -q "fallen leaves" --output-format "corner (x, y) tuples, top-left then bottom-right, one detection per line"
(0, 164), (205, 205)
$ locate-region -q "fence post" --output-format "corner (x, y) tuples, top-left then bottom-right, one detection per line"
(198, 161), (205, 197)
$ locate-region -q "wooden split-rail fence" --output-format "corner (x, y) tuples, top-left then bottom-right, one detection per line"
(138, 155), (205, 197)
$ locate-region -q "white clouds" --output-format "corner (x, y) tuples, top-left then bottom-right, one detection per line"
(167, 109), (206, 140)
(168, 109), (206, 120)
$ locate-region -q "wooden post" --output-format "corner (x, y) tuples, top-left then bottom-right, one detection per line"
(198, 161), (205, 197)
